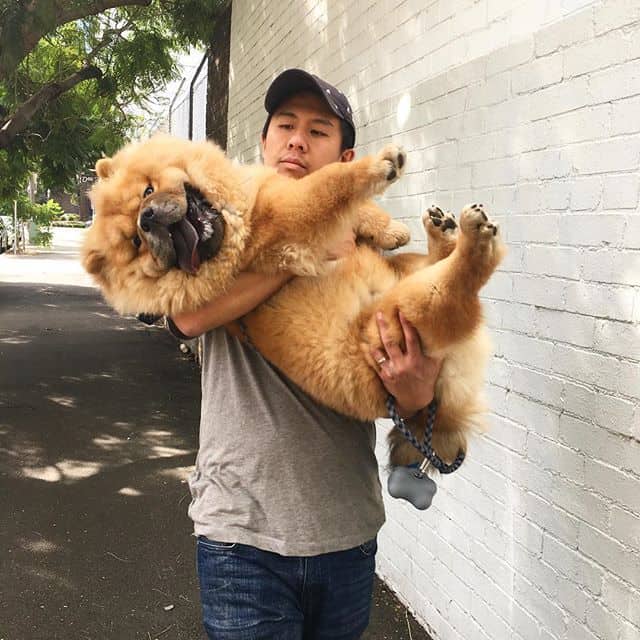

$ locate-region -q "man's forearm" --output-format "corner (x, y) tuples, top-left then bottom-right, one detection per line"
(171, 271), (292, 338)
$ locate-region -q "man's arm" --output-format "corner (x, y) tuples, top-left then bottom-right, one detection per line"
(170, 271), (292, 338)
(170, 224), (358, 338)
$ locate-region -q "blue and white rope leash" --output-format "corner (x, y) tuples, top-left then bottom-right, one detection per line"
(385, 395), (465, 474)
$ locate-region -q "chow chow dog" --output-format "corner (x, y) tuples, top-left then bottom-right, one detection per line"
(82, 135), (505, 468)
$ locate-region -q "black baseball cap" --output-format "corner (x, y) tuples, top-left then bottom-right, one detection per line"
(264, 69), (356, 148)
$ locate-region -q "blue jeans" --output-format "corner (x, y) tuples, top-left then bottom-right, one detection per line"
(196, 536), (377, 639)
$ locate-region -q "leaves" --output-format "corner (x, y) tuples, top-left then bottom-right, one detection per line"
(0, 0), (228, 198)
(161, 0), (229, 45)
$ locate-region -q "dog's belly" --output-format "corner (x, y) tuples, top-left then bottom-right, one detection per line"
(243, 245), (491, 424)
(244, 246), (398, 419)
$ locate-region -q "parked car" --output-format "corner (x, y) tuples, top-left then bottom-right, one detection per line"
(0, 215), (23, 248)
(0, 218), (8, 253)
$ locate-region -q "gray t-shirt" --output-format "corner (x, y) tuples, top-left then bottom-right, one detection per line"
(187, 327), (385, 556)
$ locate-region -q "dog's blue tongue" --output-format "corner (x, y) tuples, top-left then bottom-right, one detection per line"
(172, 217), (200, 274)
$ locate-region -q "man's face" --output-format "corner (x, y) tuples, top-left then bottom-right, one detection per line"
(261, 91), (354, 178)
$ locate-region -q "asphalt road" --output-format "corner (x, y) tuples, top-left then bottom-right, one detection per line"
(0, 228), (431, 640)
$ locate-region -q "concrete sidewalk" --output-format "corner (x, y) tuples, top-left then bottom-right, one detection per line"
(0, 229), (431, 640)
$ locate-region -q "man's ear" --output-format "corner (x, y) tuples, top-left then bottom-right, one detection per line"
(95, 157), (114, 179)
(340, 149), (355, 163)
(260, 135), (267, 157)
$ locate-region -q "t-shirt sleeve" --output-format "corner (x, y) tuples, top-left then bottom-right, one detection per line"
(165, 316), (196, 340)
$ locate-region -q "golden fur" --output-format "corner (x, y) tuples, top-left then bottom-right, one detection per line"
(83, 135), (410, 316)
(82, 135), (505, 468)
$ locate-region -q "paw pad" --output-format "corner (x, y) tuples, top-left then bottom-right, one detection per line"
(424, 205), (457, 233)
(470, 203), (488, 221)
(377, 144), (406, 183)
(460, 203), (499, 238)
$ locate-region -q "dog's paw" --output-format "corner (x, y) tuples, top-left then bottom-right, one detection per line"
(423, 205), (457, 237)
(371, 144), (406, 192)
(459, 203), (498, 243)
(376, 219), (411, 250)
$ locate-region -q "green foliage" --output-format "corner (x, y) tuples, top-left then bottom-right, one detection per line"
(0, 145), (34, 198)
(38, 199), (65, 223)
(31, 230), (53, 247)
(0, 0), (228, 199)
(0, 194), (61, 224)
(0, 194), (36, 222)
(28, 199), (64, 247)
(162, 0), (230, 45)
(0, 195), (63, 247)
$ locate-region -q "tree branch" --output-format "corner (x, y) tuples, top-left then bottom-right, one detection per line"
(0, 65), (102, 150)
(54, 0), (152, 30)
(0, 0), (151, 80)
(85, 21), (133, 64)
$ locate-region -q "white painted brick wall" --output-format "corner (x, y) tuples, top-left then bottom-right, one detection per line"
(226, 1), (640, 638)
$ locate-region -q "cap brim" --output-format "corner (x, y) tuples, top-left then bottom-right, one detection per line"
(265, 69), (326, 113)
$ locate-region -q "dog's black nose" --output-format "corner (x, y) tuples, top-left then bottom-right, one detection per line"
(140, 207), (155, 232)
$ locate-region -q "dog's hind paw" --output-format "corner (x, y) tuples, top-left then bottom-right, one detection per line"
(459, 203), (498, 242)
(423, 206), (457, 235)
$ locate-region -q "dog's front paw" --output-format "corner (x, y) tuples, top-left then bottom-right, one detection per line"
(459, 203), (498, 244)
(371, 144), (406, 192)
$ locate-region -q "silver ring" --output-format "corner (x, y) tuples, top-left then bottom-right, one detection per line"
(376, 356), (387, 365)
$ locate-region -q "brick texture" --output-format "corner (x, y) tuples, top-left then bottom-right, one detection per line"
(226, 1), (640, 638)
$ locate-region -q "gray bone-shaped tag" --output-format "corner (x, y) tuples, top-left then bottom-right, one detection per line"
(387, 466), (437, 510)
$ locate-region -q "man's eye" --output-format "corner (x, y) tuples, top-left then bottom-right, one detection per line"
(311, 130), (328, 137)
(132, 235), (142, 249)
(143, 185), (154, 198)
(279, 124), (293, 130)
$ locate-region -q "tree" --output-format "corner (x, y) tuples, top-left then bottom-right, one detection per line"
(0, 0), (228, 197)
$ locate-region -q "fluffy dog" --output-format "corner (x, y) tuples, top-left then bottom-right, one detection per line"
(82, 135), (505, 468)
(83, 135), (410, 316)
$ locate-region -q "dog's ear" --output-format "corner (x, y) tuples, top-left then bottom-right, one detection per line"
(82, 248), (105, 275)
(95, 157), (114, 179)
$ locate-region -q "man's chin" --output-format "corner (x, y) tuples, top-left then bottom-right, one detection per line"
(277, 161), (308, 178)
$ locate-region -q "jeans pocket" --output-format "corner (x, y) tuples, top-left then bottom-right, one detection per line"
(198, 536), (237, 551)
(358, 537), (378, 557)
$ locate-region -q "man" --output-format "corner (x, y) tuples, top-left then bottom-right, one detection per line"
(170, 69), (441, 639)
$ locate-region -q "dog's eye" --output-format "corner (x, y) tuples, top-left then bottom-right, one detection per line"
(132, 234), (142, 249)
(143, 185), (154, 198)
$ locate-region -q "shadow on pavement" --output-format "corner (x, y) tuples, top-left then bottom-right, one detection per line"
(1, 282), (203, 640)
(0, 280), (432, 640)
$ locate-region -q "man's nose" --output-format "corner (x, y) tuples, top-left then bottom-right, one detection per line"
(287, 132), (308, 151)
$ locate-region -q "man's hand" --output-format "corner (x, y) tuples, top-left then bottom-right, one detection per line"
(371, 311), (442, 417)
